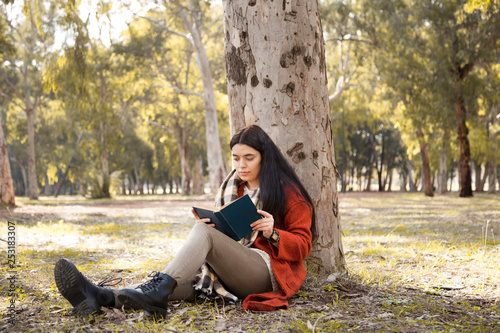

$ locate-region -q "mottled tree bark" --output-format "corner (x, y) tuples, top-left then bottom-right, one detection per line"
(0, 115), (15, 206)
(223, 0), (344, 273)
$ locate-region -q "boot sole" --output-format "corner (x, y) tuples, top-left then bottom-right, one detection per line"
(54, 259), (87, 307)
(54, 259), (101, 316)
(73, 298), (103, 317)
(118, 291), (167, 319)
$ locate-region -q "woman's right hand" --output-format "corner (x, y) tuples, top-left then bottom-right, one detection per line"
(191, 208), (215, 227)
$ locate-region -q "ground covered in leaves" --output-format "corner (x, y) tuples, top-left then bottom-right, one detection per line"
(1, 192), (499, 332)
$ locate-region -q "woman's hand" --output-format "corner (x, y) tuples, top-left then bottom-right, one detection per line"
(191, 208), (215, 227)
(252, 210), (275, 239)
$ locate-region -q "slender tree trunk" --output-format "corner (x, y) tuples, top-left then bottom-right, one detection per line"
(18, 161), (27, 196)
(168, 178), (173, 194)
(365, 168), (372, 191)
(474, 161), (482, 192)
(54, 131), (84, 197)
(79, 179), (86, 196)
(191, 154), (205, 195)
(449, 168), (455, 192)
(377, 133), (385, 191)
(100, 121), (111, 198)
(223, 0), (344, 273)
(487, 103), (498, 193)
(174, 123), (191, 195)
(481, 162), (490, 191)
(128, 174), (135, 195)
(26, 108), (38, 199)
(400, 171), (407, 192)
(439, 132), (448, 194)
(173, 0), (227, 193)
(121, 180), (127, 195)
(0, 115), (15, 206)
(416, 129), (433, 197)
(387, 170), (393, 192)
(454, 68), (473, 197)
(174, 177), (180, 194)
(489, 163), (497, 193)
(43, 172), (51, 196)
(432, 170), (437, 192)
(408, 162), (416, 192)
(133, 163), (140, 195)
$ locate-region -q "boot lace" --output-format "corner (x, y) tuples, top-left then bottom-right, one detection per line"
(136, 271), (164, 293)
(97, 277), (123, 287)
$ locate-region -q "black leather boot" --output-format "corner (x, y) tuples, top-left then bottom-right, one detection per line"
(117, 272), (177, 320)
(54, 259), (118, 316)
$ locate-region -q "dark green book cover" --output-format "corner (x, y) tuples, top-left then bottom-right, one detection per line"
(192, 194), (262, 241)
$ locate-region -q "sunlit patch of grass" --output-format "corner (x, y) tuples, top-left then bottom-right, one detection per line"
(341, 193), (500, 308)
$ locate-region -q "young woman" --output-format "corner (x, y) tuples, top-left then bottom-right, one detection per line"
(54, 125), (314, 318)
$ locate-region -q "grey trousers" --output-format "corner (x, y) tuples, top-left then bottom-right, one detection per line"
(164, 222), (273, 300)
(114, 222), (273, 304)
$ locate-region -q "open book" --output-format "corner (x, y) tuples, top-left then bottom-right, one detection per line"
(192, 194), (263, 241)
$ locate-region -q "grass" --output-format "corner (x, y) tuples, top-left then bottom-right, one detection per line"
(1, 192), (499, 332)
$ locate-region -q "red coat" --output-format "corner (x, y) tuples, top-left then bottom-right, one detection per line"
(237, 184), (313, 311)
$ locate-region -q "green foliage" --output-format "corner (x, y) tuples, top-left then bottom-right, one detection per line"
(322, 0), (500, 193)
(2, 0), (498, 198)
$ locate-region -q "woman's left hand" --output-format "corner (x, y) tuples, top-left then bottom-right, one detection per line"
(252, 210), (275, 239)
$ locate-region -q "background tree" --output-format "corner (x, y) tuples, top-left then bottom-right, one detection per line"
(0, 6), (15, 206)
(223, 0), (345, 272)
(0, 0), (58, 199)
(117, 15), (212, 195)
(421, 0), (500, 197)
(137, 0), (227, 193)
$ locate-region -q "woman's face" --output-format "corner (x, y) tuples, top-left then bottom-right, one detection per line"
(232, 144), (262, 190)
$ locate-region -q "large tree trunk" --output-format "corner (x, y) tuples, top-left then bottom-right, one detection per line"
(0, 115), (15, 206)
(223, 0), (345, 273)
(173, 0), (227, 193)
(416, 129), (434, 197)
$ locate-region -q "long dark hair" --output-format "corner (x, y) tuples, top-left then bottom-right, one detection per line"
(230, 125), (314, 227)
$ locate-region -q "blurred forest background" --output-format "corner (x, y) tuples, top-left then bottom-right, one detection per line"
(1, 0), (499, 202)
